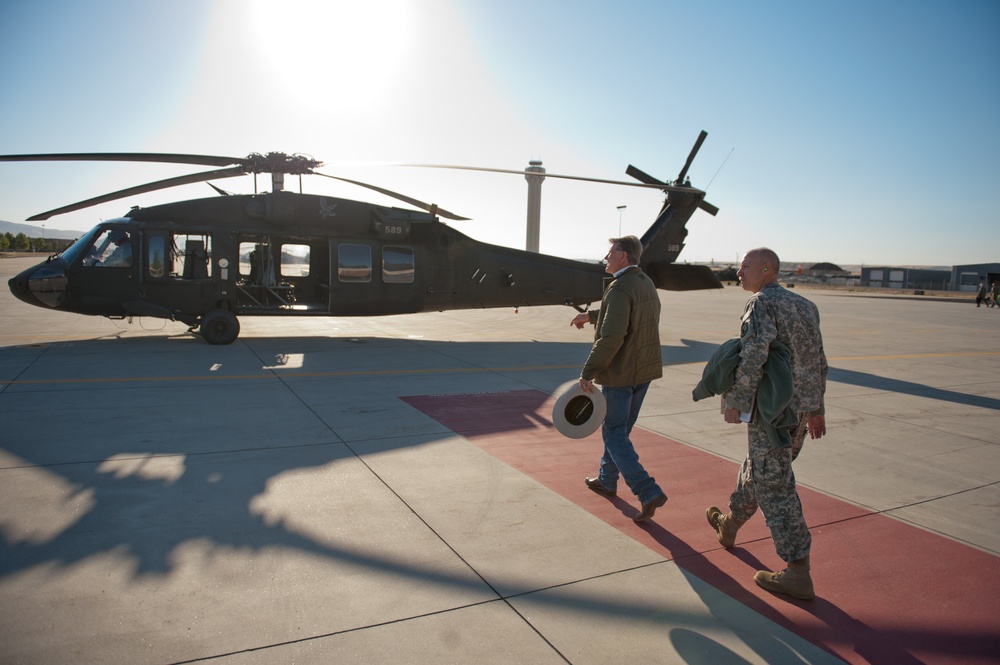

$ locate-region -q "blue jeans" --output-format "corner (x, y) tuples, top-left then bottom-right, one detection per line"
(598, 382), (662, 504)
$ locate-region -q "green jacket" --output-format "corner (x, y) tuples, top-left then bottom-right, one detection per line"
(581, 267), (663, 387)
(692, 337), (799, 449)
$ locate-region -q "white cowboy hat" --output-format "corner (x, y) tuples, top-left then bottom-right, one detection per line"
(552, 380), (606, 439)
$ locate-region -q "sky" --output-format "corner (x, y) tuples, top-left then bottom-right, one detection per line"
(0, 0), (997, 267)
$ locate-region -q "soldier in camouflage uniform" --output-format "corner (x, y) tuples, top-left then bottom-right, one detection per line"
(706, 247), (828, 600)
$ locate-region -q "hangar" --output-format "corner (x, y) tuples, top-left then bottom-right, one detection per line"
(861, 266), (950, 290)
(952, 263), (1000, 292)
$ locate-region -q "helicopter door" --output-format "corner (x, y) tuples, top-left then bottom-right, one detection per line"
(329, 241), (419, 315)
(141, 233), (217, 316)
(68, 227), (138, 315)
(330, 242), (373, 314)
(380, 245), (419, 313)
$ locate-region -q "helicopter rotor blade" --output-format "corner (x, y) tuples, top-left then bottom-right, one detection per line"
(0, 152), (244, 168)
(26, 166), (248, 221)
(5, 150), (712, 221)
(398, 163), (699, 193)
(0, 152), (322, 174)
(207, 182), (233, 196)
(625, 162), (718, 216)
(314, 171), (470, 221)
(698, 200), (719, 216)
(676, 130), (708, 184)
(625, 164), (667, 186)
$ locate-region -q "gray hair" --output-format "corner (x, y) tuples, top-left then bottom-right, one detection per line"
(609, 235), (643, 264)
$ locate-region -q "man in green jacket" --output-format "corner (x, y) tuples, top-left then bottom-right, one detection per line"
(571, 235), (668, 523)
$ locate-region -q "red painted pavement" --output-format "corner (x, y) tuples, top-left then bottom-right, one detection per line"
(402, 389), (1000, 665)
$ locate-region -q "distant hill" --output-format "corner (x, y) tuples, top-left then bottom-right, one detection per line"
(0, 220), (84, 240)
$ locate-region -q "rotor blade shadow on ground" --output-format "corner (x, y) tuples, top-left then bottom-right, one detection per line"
(828, 366), (1000, 411)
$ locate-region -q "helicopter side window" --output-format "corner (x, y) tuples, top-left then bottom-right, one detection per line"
(280, 244), (310, 278)
(172, 234), (212, 279)
(82, 229), (132, 268)
(239, 241), (273, 285)
(148, 236), (167, 278)
(382, 246), (414, 284)
(338, 244), (371, 283)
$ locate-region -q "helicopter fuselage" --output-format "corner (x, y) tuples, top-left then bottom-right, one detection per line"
(8, 191), (609, 343)
(8, 131), (725, 344)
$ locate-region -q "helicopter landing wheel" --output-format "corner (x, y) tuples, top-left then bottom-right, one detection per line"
(200, 309), (241, 345)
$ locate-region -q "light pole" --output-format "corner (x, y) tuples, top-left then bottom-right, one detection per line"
(616, 205), (626, 235)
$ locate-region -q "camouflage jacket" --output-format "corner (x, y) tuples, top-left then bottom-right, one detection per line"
(581, 267), (663, 387)
(724, 282), (827, 416)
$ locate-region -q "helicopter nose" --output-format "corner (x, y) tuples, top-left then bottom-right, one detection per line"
(8, 269), (33, 302)
(9, 263), (68, 308)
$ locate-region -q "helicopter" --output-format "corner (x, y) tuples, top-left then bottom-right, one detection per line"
(4, 132), (722, 344)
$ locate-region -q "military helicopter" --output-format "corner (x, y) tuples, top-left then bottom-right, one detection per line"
(3, 132), (721, 344)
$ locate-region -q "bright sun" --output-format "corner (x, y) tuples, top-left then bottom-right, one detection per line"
(249, 0), (414, 107)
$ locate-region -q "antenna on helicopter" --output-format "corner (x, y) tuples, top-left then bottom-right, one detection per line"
(706, 147), (734, 190)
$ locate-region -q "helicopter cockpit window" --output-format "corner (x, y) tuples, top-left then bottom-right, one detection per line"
(82, 229), (133, 268)
(280, 244), (310, 278)
(60, 228), (99, 266)
(382, 246), (414, 284)
(338, 244), (372, 283)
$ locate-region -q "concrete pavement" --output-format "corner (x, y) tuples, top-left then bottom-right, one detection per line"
(1, 256), (997, 664)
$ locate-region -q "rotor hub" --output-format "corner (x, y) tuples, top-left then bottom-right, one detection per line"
(243, 152), (321, 175)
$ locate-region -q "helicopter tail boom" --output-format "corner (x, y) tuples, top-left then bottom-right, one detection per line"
(631, 131), (722, 291)
(636, 191), (722, 290)
(642, 263), (722, 291)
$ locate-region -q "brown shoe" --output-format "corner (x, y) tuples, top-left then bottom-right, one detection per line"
(754, 557), (814, 600)
(584, 477), (616, 497)
(633, 493), (667, 522)
(706, 506), (745, 548)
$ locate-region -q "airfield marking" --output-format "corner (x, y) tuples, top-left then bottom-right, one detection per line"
(404, 390), (1000, 665)
(827, 350), (1000, 361)
(0, 365), (581, 386)
(2, 350), (1000, 386)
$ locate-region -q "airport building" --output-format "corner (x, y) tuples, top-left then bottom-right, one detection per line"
(709, 261), (1000, 292)
(951, 263), (1000, 292)
(861, 266), (951, 290)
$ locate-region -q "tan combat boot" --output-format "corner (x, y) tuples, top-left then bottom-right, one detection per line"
(706, 506), (745, 548)
(754, 556), (815, 600)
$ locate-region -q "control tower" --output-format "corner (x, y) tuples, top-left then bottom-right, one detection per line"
(524, 159), (546, 252)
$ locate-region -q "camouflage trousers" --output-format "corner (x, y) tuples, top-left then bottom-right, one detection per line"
(729, 415), (812, 562)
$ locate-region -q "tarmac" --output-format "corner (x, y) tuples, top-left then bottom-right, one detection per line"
(0, 255), (998, 665)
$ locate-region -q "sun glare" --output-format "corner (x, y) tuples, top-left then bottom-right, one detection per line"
(249, 0), (414, 107)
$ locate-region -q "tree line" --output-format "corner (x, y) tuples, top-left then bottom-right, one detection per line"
(0, 232), (74, 253)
